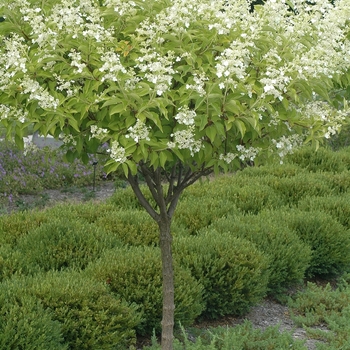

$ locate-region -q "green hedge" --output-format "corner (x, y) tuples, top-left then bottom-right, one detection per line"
(85, 246), (205, 335)
(0, 294), (66, 350)
(208, 214), (311, 293)
(9, 217), (122, 274)
(273, 209), (350, 277)
(264, 172), (333, 206)
(298, 194), (350, 229)
(0, 271), (140, 350)
(96, 209), (159, 246)
(174, 231), (269, 319)
(286, 146), (347, 173)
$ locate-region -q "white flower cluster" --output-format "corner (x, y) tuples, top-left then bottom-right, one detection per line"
(90, 125), (109, 140)
(136, 52), (175, 96)
(272, 134), (304, 163)
(236, 145), (261, 162)
(68, 50), (86, 74)
(261, 67), (291, 101)
(0, 105), (28, 123)
(21, 77), (59, 110)
(174, 106), (196, 126)
(46, 0), (114, 43)
(53, 74), (75, 97)
(104, 0), (137, 16)
(125, 120), (150, 143)
(167, 126), (202, 156)
(216, 40), (252, 88)
(0, 34), (27, 78)
(60, 133), (77, 146)
(107, 141), (127, 163)
(219, 152), (237, 164)
(185, 72), (208, 97)
(99, 50), (127, 82)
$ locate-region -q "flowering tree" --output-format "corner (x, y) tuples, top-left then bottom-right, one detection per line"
(1, 0), (350, 348)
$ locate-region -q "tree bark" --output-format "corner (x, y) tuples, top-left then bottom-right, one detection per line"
(158, 215), (174, 350)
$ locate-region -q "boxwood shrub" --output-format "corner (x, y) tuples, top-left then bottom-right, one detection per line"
(207, 214), (311, 293)
(0, 293), (66, 350)
(285, 146), (346, 173)
(95, 209), (159, 246)
(264, 172), (333, 206)
(10, 217), (122, 274)
(85, 246), (205, 335)
(298, 194), (350, 229)
(174, 231), (269, 319)
(272, 209), (350, 277)
(0, 271), (140, 350)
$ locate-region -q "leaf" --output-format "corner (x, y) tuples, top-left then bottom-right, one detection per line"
(234, 119), (246, 138)
(159, 151), (167, 168)
(110, 103), (127, 116)
(205, 125), (217, 143)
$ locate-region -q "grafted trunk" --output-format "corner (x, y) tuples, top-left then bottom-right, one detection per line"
(158, 216), (174, 350)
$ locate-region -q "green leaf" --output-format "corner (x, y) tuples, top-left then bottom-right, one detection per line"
(234, 119), (246, 138)
(205, 125), (217, 143)
(110, 104), (126, 116)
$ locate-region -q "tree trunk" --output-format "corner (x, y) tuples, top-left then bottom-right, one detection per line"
(158, 216), (174, 350)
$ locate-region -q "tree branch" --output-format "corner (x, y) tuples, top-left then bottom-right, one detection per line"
(127, 173), (159, 221)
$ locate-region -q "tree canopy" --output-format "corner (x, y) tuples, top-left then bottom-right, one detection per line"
(1, 0), (349, 178)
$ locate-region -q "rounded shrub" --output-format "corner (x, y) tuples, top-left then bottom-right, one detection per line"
(45, 201), (119, 224)
(174, 194), (234, 234)
(298, 194), (350, 229)
(85, 246), (205, 335)
(238, 163), (303, 178)
(12, 217), (122, 274)
(207, 213), (312, 293)
(174, 231), (269, 319)
(95, 209), (159, 246)
(0, 271), (140, 350)
(265, 172), (333, 206)
(275, 209), (350, 277)
(0, 210), (48, 245)
(0, 292), (66, 350)
(286, 146), (346, 173)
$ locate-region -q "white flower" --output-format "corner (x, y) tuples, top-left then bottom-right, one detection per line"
(174, 106), (196, 126)
(90, 125), (109, 140)
(107, 141), (127, 163)
(125, 120), (150, 143)
(167, 126), (202, 156)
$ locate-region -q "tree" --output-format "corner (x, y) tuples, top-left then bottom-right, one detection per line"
(1, 0), (350, 348)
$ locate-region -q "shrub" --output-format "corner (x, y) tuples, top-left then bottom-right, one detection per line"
(289, 280), (350, 349)
(11, 217), (122, 274)
(238, 163), (303, 178)
(264, 172), (333, 206)
(145, 322), (307, 349)
(207, 213), (311, 293)
(109, 185), (149, 210)
(174, 194), (233, 234)
(95, 209), (159, 246)
(0, 294), (66, 350)
(85, 246), (205, 335)
(298, 194), (350, 229)
(174, 231), (269, 319)
(44, 201), (119, 224)
(286, 146), (346, 173)
(0, 210), (48, 245)
(274, 209), (350, 277)
(0, 271), (140, 350)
